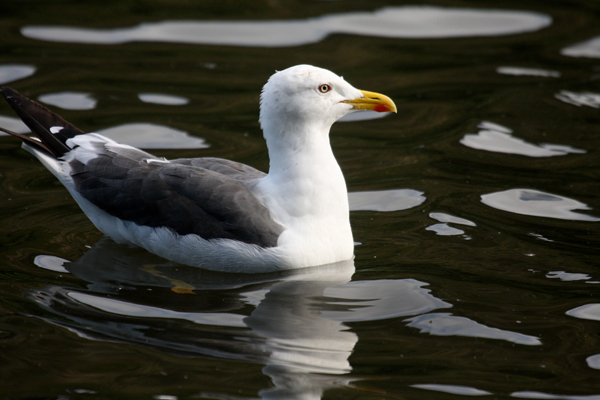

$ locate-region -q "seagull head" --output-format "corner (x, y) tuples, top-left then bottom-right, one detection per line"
(259, 65), (396, 133)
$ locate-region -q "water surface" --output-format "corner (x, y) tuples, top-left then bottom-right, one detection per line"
(1, 1), (599, 399)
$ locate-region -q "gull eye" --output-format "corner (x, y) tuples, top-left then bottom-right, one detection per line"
(318, 84), (332, 93)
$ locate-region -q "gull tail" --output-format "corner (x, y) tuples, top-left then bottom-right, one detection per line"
(0, 87), (84, 157)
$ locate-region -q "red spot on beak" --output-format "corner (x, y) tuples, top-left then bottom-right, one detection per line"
(374, 104), (391, 113)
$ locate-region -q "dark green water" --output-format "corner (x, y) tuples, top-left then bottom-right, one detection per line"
(1, 1), (600, 399)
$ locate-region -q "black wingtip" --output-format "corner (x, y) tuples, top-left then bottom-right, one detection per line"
(1, 86), (18, 96)
(0, 125), (54, 155)
(1, 87), (85, 157)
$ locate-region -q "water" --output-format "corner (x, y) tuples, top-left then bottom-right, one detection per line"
(1, 1), (599, 398)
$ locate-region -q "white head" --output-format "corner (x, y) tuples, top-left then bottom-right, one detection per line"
(255, 66), (396, 266)
(259, 65), (396, 137)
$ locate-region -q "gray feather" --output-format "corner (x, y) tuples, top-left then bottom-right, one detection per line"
(70, 145), (283, 247)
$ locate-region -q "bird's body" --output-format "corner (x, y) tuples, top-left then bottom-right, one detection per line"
(1, 65), (396, 273)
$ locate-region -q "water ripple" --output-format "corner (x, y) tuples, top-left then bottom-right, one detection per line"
(405, 312), (541, 345)
(412, 384), (492, 396)
(562, 36), (600, 59)
(566, 304), (600, 321)
(555, 91), (600, 108)
(348, 189), (425, 212)
(97, 123), (208, 149)
(0, 115), (30, 134)
(21, 7), (551, 47)
(587, 354), (600, 370)
(138, 93), (189, 106)
(0, 64), (36, 85)
(511, 391), (600, 399)
(426, 212), (476, 237)
(38, 92), (97, 110)
(497, 66), (560, 77)
(461, 121), (586, 157)
(546, 271), (591, 282)
(481, 189), (600, 221)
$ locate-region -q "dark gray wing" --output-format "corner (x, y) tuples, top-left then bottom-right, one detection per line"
(70, 143), (283, 248)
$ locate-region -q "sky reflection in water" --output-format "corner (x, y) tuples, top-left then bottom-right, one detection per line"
(38, 92), (97, 110)
(562, 36), (600, 58)
(348, 189), (425, 212)
(138, 93), (190, 106)
(21, 7), (551, 47)
(411, 384), (492, 396)
(97, 123), (209, 149)
(0, 64), (36, 85)
(426, 212), (476, 238)
(481, 189), (600, 221)
(0, 115), (30, 134)
(461, 121), (586, 157)
(555, 91), (600, 108)
(496, 66), (561, 77)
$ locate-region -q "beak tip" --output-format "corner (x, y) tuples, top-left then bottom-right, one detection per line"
(344, 89), (397, 113)
(374, 104), (395, 113)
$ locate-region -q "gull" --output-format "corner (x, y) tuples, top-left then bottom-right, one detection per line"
(1, 65), (396, 273)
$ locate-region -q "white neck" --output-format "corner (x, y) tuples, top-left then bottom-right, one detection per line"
(256, 117), (354, 266)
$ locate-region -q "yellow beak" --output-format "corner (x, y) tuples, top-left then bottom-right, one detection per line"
(343, 90), (397, 113)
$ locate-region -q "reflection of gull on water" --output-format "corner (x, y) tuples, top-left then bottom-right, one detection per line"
(29, 239), (448, 399)
(30, 239), (541, 398)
